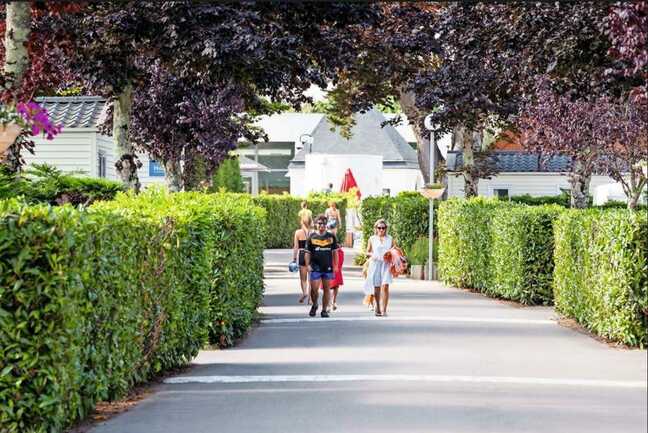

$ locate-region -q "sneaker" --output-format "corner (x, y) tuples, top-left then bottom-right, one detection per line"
(321, 310), (330, 318)
(309, 304), (318, 317)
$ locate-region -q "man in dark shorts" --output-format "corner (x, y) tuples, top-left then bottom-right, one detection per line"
(304, 214), (339, 318)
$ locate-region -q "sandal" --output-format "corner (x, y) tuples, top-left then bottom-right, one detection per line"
(298, 294), (308, 304)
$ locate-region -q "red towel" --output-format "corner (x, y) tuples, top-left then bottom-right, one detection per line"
(383, 247), (408, 277)
(332, 248), (344, 287)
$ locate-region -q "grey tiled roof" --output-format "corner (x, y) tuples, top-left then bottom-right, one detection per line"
(35, 96), (107, 129)
(290, 109), (419, 169)
(446, 151), (571, 173)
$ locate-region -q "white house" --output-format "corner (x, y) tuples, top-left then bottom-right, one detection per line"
(27, 96), (268, 192)
(445, 150), (642, 202)
(287, 109), (423, 197)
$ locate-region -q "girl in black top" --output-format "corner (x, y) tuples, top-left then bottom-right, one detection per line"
(292, 215), (312, 303)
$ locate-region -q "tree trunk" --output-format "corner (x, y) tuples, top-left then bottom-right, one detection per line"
(4, 2), (30, 94)
(2, 2), (31, 172)
(164, 158), (183, 192)
(456, 126), (480, 198)
(113, 84), (141, 192)
(399, 90), (430, 183)
(569, 159), (591, 209)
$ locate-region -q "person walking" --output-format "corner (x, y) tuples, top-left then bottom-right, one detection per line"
(329, 243), (344, 311)
(305, 215), (339, 318)
(325, 200), (341, 237)
(364, 219), (395, 316)
(297, 201), (312, 226)
(292, 215), (312, 303)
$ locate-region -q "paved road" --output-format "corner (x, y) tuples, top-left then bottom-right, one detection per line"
(91, 249), (647, 433)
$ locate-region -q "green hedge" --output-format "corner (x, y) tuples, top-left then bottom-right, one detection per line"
(554, 209), (647, 346)
(0, 191), (265, 432)
(360, 192), (437, 253)
(489, 205), (563, 304)
(252, 194), (345, 248)
(437, 197), (504, 290)
(0, 164), (123, 206)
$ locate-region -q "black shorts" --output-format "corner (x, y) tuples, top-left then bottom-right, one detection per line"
(298, 249), (307, 267)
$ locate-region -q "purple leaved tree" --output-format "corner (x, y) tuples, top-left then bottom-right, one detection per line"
(518, 78), (648, 209)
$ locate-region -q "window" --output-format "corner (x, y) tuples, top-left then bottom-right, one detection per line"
(382, 188), (391, 196)
(149, 160), (165, 177)
(493, 188), (509, 199)
(98, 152), (107, 178)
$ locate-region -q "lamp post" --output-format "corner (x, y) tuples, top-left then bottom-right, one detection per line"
(424, 114), (436, 281)
(299, 133), (314, 154)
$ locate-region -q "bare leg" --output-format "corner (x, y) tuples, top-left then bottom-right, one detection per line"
(310, 279), (321, 307)
(373, 286), (381, 315)
(381, 284), (390, 316)
(331, 286), (339, 310)
(321, 279), (332, 313)
(298, 266), (309, 303)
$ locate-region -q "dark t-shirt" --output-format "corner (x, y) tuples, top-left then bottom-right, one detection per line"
(305, 231), (338, 273)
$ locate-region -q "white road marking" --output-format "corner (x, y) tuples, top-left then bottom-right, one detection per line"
(260, 316), (555, 325)
(164, 374), (646, 389)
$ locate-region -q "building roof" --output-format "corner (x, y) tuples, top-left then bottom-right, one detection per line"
(238, 155), (269, 172)
(290, 109), (419, 169)
(446, 151), (571, 173)
(248, 113), (324, 143)
(383, 113), (417, 143)
(36, 96), (107, 129)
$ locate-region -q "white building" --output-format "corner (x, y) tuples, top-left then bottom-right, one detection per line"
(445, 150), (641, 202)
(287, 109), (423, 197)
(27, 96), (268, 192)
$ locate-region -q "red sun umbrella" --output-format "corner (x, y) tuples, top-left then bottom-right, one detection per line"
(340, 168), (361, 199)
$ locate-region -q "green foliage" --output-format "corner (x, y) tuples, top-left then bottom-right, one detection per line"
(554, 209), (647, 347)
(0, 164), (123, 206)
(353, 252), (368, 266)
(489, 205), (564, 304)
(211, 157), (245, 193)
(359, 195), (395, 248)
(406, 237), (429, 266)
(252, 194), (345, 248)
(437, 197), (504, 289)
(508, 193), (571, 207)
(359, 191), (436, 253)
(0, 191), (266, 432)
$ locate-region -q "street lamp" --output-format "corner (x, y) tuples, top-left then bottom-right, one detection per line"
(424, 114), (437, 281)
(299, 133), (314, 154)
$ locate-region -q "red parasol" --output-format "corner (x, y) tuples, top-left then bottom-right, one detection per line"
(340, 168), (361, 199)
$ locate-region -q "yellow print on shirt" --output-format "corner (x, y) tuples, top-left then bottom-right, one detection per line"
(310, 238), (333, 247)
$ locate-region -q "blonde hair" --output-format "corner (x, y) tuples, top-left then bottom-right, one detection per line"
(328, 200), (337, 208)
(373, 218), (388, 234)
(300, 215), (313, 230)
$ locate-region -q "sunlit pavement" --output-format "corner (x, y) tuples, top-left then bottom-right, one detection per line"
(90, 249), (647, 433)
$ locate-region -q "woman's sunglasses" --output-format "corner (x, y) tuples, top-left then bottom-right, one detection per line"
(376, 226), (387, 230)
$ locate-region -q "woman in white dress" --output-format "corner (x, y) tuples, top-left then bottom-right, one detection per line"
(364, 219), (394, 316)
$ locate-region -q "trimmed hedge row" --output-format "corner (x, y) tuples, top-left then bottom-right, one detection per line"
(0, 191), (265, 432)
(437, 198), (504, 290)
(489, 205), (563, 304)
(360, 192), (437, 253)
(437, 198), (647, 346)
(554, 209), (647, 347)
(252, 194), (346, 248)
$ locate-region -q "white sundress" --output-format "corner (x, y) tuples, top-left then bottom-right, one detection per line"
(363, 234), (393, 294)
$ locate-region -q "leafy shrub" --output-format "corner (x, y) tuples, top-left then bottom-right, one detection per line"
(353, 252), (368, 266)
(553, 209), (647, 347)
(0, 164), (123, 206)
(252, 194), (345, 248)
(0, 191), (266, 432)
(211, 157), (245, 192)
(489, 205), (563, 304)
(509, 192), (571, 207)
(437, 197), (505, 289)
(359, 196), (395, 247)
(406, 236), (429, 266)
